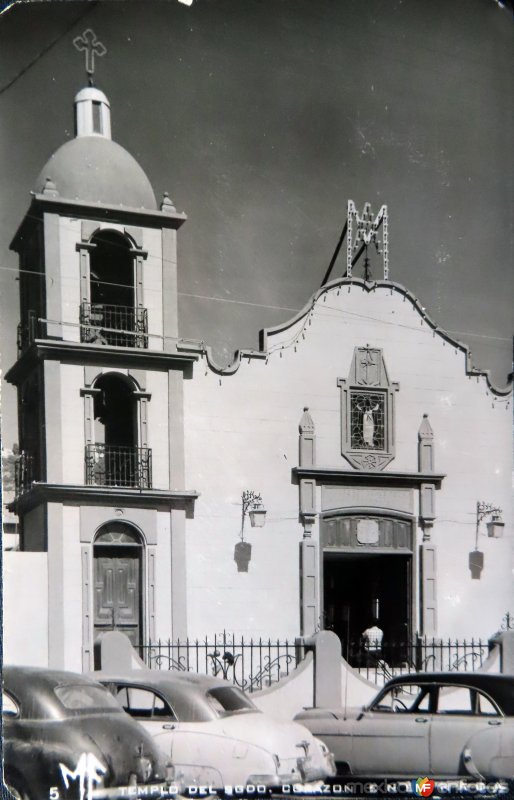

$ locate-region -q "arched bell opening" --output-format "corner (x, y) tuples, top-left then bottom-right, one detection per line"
(80, 229), (148, 348)
(85, 373), (152, 489)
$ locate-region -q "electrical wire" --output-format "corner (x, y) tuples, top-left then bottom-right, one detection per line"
(0, 3), (99, 96)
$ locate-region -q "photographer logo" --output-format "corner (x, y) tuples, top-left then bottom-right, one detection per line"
(415, 777), (435, 797)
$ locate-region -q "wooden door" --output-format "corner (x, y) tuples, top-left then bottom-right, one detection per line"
(94, 548), (141, 648)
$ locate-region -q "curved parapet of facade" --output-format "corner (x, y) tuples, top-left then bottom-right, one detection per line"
(177, 277), (512, 398)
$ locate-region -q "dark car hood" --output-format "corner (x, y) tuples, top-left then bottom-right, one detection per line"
(67, 713), (168, 784)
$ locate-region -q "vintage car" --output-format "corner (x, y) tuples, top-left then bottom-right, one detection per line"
(96, 669), (336, 788)
(3, 666), (176, 800)
(294, 672), (514, 780)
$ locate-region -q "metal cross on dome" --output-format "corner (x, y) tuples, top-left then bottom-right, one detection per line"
(73, 29), (107, 85)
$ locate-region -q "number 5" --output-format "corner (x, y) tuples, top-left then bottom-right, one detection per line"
(49, 787), (60, 800)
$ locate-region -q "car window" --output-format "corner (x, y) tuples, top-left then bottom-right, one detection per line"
(437, 686), (473, 714)
(205, 686), (256, 716)
(2, 691), (19, 719)
(116, 686), (176, 720)
(476, 692), (500, 717)
(371, 684), (430, 713)
(54, 684), (122, 713)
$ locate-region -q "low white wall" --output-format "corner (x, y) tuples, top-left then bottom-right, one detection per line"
(251, 652), (314, 720)
(341, 660), (384, 709)
(3, 551), (49, 666)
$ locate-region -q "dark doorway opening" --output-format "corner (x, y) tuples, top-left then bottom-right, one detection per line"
(90, 230), (134, 309)
(94, 373), (137, 449)
(323, 552), (412, 665)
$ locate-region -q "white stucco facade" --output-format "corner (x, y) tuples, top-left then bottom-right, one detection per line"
(182, 279), (512, 640)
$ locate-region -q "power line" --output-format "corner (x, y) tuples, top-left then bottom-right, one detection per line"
(0, 3), (99, 96)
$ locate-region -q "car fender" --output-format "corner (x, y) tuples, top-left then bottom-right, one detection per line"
(292, 714), (356, 774)
(463, 722), (514, 780)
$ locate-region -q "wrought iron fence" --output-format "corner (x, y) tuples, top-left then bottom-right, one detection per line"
(80, 303), (148, 348)
(85, 444), (152, 489)
(501, 612), (513, 631)
(346, 636), (489, 685)
(140, 632), (300, 693)
(14, 451), (37, 496)
(17, 310), (41, 354)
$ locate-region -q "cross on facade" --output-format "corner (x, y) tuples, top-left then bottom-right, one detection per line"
(73, 29), (107, 84)
(359, 348), (376, 383)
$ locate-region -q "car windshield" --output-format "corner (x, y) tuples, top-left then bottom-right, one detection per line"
(55, 684), (123, 713)
(205, 686), (257, 716)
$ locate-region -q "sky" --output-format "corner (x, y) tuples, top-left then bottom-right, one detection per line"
(0, 0), (513, 447)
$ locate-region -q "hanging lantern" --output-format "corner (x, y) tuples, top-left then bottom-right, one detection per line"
(249, 500), (267, 528)
(486, 514), (504, 538)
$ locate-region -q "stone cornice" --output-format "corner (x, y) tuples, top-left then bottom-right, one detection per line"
(294, 466), (445, 487)
(5, 339), (199, 385)
(9, 483), (200, 514)
(11, 195), (186, 250)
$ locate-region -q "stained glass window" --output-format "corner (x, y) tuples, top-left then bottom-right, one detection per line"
(350, 391), (385, 450)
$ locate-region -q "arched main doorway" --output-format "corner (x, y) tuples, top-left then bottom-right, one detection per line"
(321, 512), (414, 664)
(93, 522), (144, 665)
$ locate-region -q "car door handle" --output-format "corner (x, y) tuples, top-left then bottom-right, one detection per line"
(487, 720), (502, 726)
(415, 717), (429, 723)
(162, 723), (177, 730)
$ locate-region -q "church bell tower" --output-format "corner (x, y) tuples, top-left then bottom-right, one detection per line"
(6, 38), (198, 670)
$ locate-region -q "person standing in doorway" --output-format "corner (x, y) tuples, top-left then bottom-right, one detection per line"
(361, 619), (384, 665)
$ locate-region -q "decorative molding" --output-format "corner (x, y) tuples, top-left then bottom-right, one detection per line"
(338, 347), (399, 471)
(418, 414), (436, 536)
(300, 539), (319, 635)
(321, 512), (414, 552)
(5, 339), (198, 386)
(420, 544), (438, 635)
(81, 545), (92, 672)
(299, 407), (316, 468)
(148, 547), (156, 641)
(9, 483), (199, 514)
(11, 195), (187, 252)
(295, 466), (445, 487)
(418, 413), (435, 472)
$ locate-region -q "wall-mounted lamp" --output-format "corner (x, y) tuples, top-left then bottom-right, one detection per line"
(234, 490), (267, 573)
(241, 490), (267, 535)
(477, 501), (504, 539)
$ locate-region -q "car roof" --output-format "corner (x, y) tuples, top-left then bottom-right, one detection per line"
(386, 672), (514, 689)
(93, 669), (228, 690)
(93, 669), (257, 722)
(383, 672), (514, 713)
(4, 665), (107, 691)
(3, 665), (120, 720)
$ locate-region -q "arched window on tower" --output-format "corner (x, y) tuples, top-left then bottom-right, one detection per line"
(80, 230), (148, 348)
(85, 373), (152, 489)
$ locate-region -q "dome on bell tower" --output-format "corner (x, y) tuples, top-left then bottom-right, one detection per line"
(34, 86), (157, 210)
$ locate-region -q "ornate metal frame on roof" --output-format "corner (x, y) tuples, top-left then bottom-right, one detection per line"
(338, 346), (399, 471)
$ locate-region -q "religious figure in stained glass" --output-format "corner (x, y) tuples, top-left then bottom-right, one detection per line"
(351, 393), (385, 450)
(338, 346), (398, 470)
